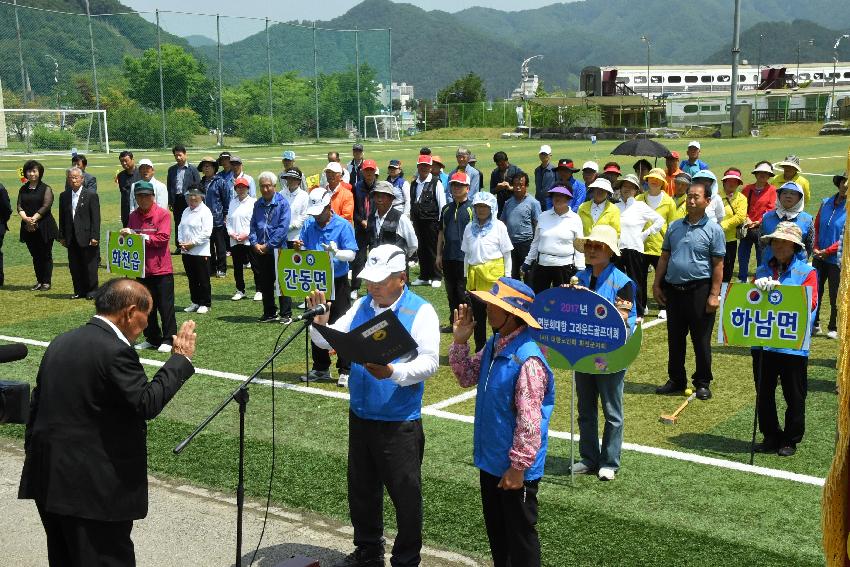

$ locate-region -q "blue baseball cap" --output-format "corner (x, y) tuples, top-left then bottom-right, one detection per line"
(282, 150), (296, 161)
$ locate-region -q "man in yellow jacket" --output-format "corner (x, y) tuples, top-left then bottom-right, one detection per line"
(578, 178), (620, 237)
(771, 155), (810, 204)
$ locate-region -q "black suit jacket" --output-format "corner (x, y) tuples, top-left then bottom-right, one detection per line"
(58, 187), (101, 248)
(19, 317), (195, 521)
(167, 163), (201, 206)
(0, 183), (10, 234)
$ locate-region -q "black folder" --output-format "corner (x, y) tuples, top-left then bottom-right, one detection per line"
(314, 309), (418, 366)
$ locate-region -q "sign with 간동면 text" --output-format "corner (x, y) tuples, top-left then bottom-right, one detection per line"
(530, 286), (639, 374)
(276, 249), (335, 300)
(106, 230), (145, 278)
(718, 282), (812, 350)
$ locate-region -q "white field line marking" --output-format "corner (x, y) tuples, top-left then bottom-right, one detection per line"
(424, 389), (478, 410)
(0, 333), (824, 486)
(641, 317), (667, 329)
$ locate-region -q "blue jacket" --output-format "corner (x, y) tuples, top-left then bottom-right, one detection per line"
(204, 174), (232, 227)
(754, 258), (818, 357)
(534, 162), (557, 211)
(249, 192), (290, 249)
(577, 263), (638, 334)
(440, 199), (474, 262)
(473, 328), (554, 481)
(760, 210), (814, 266)
(299, 213), (359, 278)
(569, 178), (587, 213)
(348, 289), (428, 421)
(815, 194), (847, 266)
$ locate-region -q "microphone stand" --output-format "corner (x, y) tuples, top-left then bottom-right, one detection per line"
(174, 317), (313, 567)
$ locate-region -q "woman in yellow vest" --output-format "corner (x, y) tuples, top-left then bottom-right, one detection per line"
(719, 168), (749, 282)
(578, 178), (620, 237)
(636, 167), (678, 318)
(671, 171), (691, 220)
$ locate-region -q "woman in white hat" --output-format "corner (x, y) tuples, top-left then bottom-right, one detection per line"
(718, 168), (749, 283)
(615, 173), (664, 318)
(738, 161), (777, 282)
(812, 172), (847, 338)
(577, 177), (621, 237)
(570, 225), (637, 481)
(759, 181), (814, 267)
(636, 168), (678, 318)
(462, 191), (513, 352)
(751, 221), (818, 457)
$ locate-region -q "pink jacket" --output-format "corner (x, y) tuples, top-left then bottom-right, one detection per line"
(128, 203), (173, 276)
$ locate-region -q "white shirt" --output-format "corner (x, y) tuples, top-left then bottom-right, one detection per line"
(616, 197), (664, 253)
(281, 187), (310, 241)
(461, 219), (514, 273)
(590, 201), (607, 223)
(131, 177), (168, 211)
(388, 177), (411, 215)
(235, 173), (256, 198)
(374, 208), (418, 256)
(705, 193), (726, 223)
(412, 174), (446, 217)
(178, 202), (213, 256)
(308, 292), (440, 387)
(94, 315), (130, 346)
(70, 187), (82, 219)
(226, 195), (256, 246)
(525, 209), (585, 268)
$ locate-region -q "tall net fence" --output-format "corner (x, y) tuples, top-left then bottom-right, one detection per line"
(0, 1), (391, 152)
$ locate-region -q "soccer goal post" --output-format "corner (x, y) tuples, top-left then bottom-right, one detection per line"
(2, 108), (109, 154)
(363, 115), (400, 142)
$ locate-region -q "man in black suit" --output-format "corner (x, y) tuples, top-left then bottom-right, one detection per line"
(19, 278), (197, 566)
(167, 144), (201, 255)
(0, 180), (10, 286)
(59, 167), (101, 299)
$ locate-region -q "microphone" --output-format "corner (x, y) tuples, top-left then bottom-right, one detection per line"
(0, 344), (28, 364)
(297, 303), (329, 321)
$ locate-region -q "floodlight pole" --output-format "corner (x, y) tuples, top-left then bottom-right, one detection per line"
(266, 18), (275, 144)
(730, 0), (741, 138)
(641, 35), (650, 131)
(828, 35), (849, 121)
(85, 0), (104, 149)
(156, 10), (167, 148)
(216, 14), (225, 146)
(355, 27), (361, 140)
(313, 22), (320, 142)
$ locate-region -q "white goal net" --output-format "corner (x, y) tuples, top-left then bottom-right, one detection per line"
(1, 108), (109, 154)
(363, 115), (400, 142)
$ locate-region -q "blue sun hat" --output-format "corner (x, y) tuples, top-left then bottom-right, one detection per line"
(470, 277), (541, 329)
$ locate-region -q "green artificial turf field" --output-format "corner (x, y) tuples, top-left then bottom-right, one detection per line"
(0, 135), (846, 565)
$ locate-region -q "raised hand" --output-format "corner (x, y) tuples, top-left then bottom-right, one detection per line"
(452, 303), (476, 345)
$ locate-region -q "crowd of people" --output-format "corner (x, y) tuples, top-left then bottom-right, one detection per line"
(2, 139), (846, 566)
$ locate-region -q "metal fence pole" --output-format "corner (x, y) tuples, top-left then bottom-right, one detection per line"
(216, 14), (224, 146)
(156, 10), (167, 148)
(355, 27), (361, 139)
(13, 0), (26, 100)
(313, 22), (319, 142)
(266, 18), (274, 144)
(84, 0), (103, 149)
(387, 28), (392, 113)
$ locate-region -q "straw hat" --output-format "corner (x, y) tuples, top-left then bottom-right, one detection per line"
(469, 277), (541, 329)
(760, 221), (804, 248)
(614, 173), (641, 191)
(575, 224), (621, 256)
(643, 167), (668, 188)
(775, 155), (801, 172)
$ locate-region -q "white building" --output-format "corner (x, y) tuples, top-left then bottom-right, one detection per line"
(377, 82), (416, 109)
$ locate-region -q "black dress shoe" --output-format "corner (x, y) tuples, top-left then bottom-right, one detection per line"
(695, 387), (712, 400)
(30, 283), (42, 291)
(753, 439), (781, 453)
(778, 445), (797, 457)
(655, 380), (686, 395)
(333, 546), (385, 567)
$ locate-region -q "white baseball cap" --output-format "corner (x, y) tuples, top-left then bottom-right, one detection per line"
(539, 144), (552, 155)
(581, 161), (599, 172)
(687, 141), (701, 150)
(306, 188), (332, 216)
(356, 244), (408, 283)
(588, 177), (614, 194)
(138, 158), (154, 168)
(324, 162), (344, 174)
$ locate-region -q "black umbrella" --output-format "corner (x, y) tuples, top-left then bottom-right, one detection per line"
(610, 138), (672, 158)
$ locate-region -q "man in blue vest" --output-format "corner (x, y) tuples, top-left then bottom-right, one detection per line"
(449, 277), (555, 567)
(306, 245), (440, 567)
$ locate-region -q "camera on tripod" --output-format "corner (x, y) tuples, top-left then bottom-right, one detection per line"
(0, 343), (30, 425)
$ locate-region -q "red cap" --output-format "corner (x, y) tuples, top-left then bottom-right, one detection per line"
(417, 155), (433, 165)
(722, 170), (744, 184)
(449, 171), (470, 185)
(603, 164), (621, 174)
(362, 159), (378, 170)
(556, 159), (578, 172)
(668, 151), (680, 159)
(234, 176), (250, 188)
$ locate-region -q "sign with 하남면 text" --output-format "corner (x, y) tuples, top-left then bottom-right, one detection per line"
(276, 249), (335, 300)
(530, 286), (639, 374)
(106, 230), (145, 278)
(718, 282), (812, 350)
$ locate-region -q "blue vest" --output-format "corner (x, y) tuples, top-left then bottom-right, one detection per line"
(754, 258), (817, 357)
(816, 195), (847, 266)
(348, 289), (428, 421)
(473, 329), (555, 481)
(760, 210), (813, 266)
(577, 263), (638, 333)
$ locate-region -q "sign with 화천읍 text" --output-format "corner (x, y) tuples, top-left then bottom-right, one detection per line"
(106, 230), (145, 278)
(718, 282), (812, 350)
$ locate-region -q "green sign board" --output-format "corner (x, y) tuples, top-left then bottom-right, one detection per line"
(106, 230), (145, 278)
(718, 282), (812, 350)
(276, 249), (335, 299)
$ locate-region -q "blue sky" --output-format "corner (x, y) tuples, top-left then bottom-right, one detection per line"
(124, 0), (560, 41)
